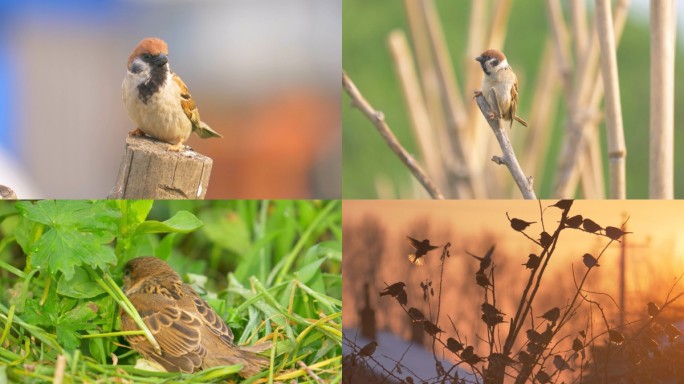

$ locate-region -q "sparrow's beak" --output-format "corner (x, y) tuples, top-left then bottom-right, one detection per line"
(153, 54), (168, 67)
(475, 56), (485, 63)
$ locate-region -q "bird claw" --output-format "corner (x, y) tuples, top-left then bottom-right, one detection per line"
(167, 142), (185, 152)
(129, 128), (146, 137)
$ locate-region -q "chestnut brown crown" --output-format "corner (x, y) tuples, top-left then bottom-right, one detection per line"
(127, 37), (169, 68)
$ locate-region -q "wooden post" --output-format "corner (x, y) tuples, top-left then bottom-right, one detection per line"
(109, 135), (213, 199)
(0, 185), (17, 199)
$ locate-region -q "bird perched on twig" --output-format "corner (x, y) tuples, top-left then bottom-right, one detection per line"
(506, 213), (536, 232)
(582, 218), (602, 234)
(553, 355), (573, 372)
(406, 236), (439, 266)
(446, 337), (463, 353)
(539, 307), (561, 323)
(475, 49), (528, 129)
(408, 307), (425, 323)
(422, 320), (444, 337)
(605, 226), (632, 241)
(122, 37), (222, 152)
(120, 257), (269, 378)
(522, 253), (541, 270)
(358, 341), (378, 357)
(548, 199), (573, 211)
(564, 215), (583, 228)
(582, 253), (600, 268)
(379, 282), (407, 306)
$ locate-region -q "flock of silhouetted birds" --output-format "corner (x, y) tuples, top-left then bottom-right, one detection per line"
(349, 199), (682, 382)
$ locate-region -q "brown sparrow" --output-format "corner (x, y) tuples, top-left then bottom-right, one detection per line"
(120, 257), (269, 378)
(122, 38), (222, 151)
(475, 49), (528, 128)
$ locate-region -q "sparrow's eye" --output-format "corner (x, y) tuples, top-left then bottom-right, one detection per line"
(142, 53), (151, 60)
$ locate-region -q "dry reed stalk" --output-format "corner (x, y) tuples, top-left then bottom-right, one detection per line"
(649, 0), (676, 198)
(546, 0), (573, 99)
(465, 0), (492, 182)
(464, 0), (487, 108)
(554, 0), (629, 197)
(595, 0), (626, 199)
(582, 128), (607, 198)
(403, 0), (464, 197)
(570, 0), (589, 57)
(343, 71), (445, 199)
(420, 0), (485, 198)
(388, 30), (448, 194)
(486, 0), (513, 49)
(420, 0), (468, 132)
(521, 41), (561, 183)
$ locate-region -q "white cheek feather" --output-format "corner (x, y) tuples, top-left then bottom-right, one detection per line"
(489, 59), (509, 73)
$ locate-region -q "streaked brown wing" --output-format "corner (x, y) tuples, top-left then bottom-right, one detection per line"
(122, 293), (204, 373)
(172, 73), (201, 128)
(510, 77), (519, 126)
(182, 285), (235, 344)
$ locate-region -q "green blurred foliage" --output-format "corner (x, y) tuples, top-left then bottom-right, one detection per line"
(343, 0), (684, 198)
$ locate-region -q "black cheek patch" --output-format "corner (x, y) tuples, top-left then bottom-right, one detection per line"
(130, 62), (143, 74)
(137, 66), (168, 104)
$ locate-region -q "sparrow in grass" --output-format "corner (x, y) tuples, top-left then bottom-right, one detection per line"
(122, 38), (222, 151)
(120, 257), (269, 378)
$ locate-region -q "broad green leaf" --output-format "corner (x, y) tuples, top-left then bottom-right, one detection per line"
(16, 200), (119, 233)
(56, 326), (80, 350)
(134, 211), (203, 234)
(57, 267), (105, 299)
(126, 200), (154, 225)
(114, 200), (154, 234)
(60, 301), (98, 324)
(32, 229), (116, 280)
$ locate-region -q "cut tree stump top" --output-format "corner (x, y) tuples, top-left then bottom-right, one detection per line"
(0, 185), (17, 199)
(109, 135), (214, 199)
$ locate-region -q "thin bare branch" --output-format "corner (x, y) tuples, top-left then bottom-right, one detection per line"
(343, 71), (445, 199)
(474, 92), (537, 199)
(389, 30), (448, 194)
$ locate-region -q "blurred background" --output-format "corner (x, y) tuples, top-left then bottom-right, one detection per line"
(343, 0), (684, 199)
(0, 0), (341, 199)
(343, 199), (684, 381)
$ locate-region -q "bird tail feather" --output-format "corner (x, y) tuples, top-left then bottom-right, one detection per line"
(408, 254), (424, 266)
(194, 121), (223, 138)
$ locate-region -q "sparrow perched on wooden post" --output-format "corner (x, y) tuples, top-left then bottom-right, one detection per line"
(122, 38), (222, 151)
(475, 49), (528, 129)
(120, 257), (269, 378)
